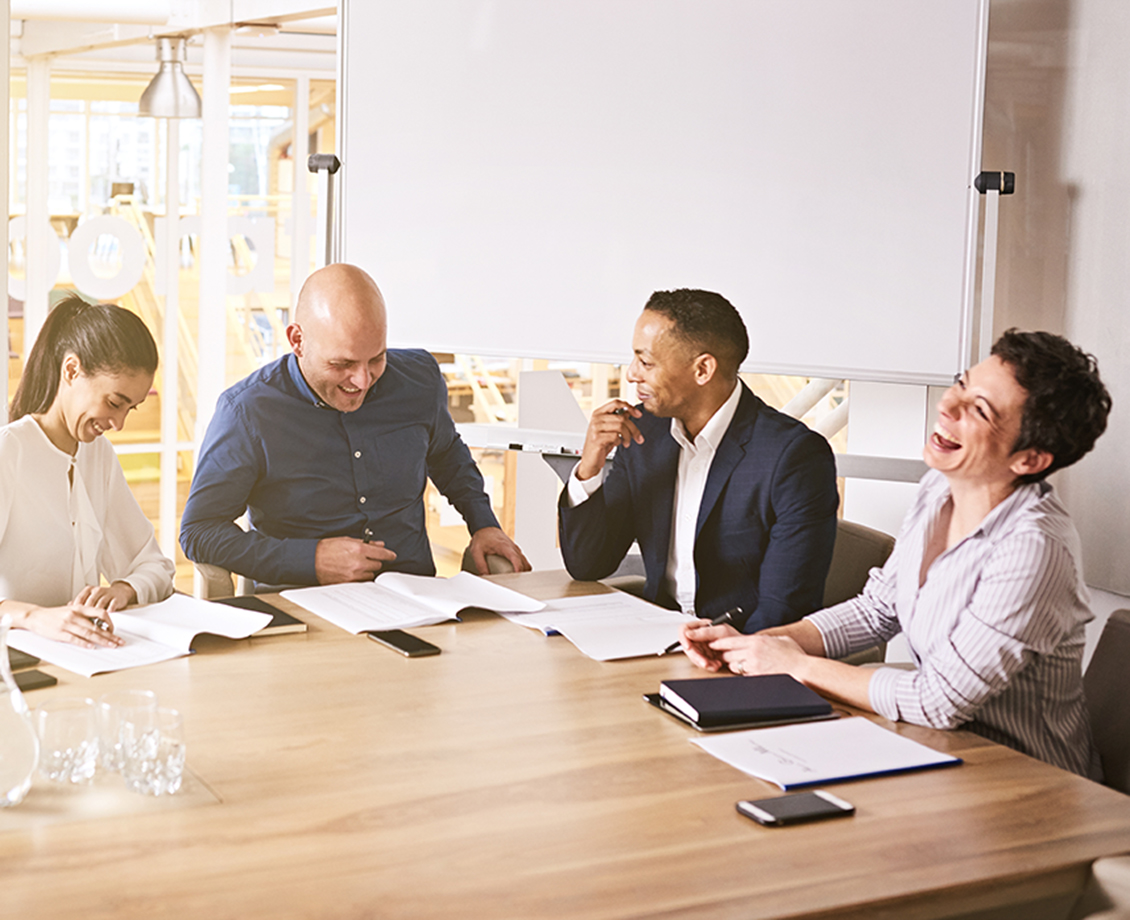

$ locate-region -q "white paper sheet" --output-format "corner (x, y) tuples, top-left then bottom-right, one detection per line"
(281, 571), (545, 635)
(691, 716), (961, 790)
(500, 593), (690, 660)
(6, 594), (272, 678)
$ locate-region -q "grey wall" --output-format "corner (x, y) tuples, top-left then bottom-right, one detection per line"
(984, 0), (1130, 595)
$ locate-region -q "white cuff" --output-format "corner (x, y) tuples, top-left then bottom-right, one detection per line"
(565, 464), (606, 508)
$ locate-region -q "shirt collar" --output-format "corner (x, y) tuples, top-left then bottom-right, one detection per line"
(923, 468), (1047, 540)
(284, 352), (333, 409)
(669, 380), (742, 452)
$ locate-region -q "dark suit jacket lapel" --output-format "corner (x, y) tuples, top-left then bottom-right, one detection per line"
(695, 385), (759, 538)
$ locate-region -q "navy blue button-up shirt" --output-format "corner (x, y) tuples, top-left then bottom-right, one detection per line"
(180, 350), (498, 585)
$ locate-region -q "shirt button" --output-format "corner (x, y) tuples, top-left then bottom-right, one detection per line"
(354, 451), (362, 459)
(359, 496), (367, 504)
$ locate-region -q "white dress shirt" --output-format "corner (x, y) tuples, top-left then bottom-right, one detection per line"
(568, 381), (742, 613)
(0, 415), (175, 608)
(808, 468), (1099, 778)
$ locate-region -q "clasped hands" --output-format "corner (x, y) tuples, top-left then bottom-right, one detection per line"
(678, 618), (810, 679)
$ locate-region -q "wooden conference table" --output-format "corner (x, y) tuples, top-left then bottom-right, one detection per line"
(3, 570), (1130, 920)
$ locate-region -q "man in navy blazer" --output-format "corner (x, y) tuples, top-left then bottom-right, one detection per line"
(558, 290), (838, 633)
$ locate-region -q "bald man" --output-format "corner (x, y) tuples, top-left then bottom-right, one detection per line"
(181, 263), (528, 588)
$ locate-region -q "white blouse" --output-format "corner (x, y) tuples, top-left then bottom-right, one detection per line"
(0, 415), (175, 607)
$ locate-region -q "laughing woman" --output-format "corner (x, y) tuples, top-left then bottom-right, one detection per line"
(0, 297), (175, 648)
(680, 329), (1111, 778)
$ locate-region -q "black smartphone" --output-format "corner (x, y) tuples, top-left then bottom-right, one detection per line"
(736, 790), (854, 827)
(14, 669), (58, 692)
(365, 629), (441, 657)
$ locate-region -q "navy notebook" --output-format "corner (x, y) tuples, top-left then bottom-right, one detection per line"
(659, 674), (832, 728)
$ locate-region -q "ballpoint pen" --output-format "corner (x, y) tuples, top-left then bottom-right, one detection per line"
(659, 607), (741, 656)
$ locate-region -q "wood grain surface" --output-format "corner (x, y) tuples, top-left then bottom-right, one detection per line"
(3, 571), (1129, 920)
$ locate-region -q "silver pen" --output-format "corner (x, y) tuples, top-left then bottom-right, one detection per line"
(659, 608), (740, 656)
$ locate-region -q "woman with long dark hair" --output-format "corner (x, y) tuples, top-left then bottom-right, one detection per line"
(0, 296), (174, 648)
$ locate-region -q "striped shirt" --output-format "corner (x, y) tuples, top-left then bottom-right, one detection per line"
(808, 469), (1101, 778)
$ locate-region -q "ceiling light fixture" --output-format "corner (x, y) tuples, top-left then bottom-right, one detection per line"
(138, 36), (201, 119)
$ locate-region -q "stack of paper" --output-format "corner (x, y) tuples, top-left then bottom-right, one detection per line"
(281, 571), (545, 634)
(7, 594), (272, 677)
(499, 592), (690, 660)
(692, 716), (962, 790)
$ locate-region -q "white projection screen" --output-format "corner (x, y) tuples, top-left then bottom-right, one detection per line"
(339, 0), (988, 384)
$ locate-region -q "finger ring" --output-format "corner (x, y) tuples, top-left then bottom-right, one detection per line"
(733, 660), (744, 675)
(91, 617), (109, 632)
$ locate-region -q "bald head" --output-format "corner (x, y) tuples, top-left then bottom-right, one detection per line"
(287, 263), (389, 412)
(295, 263), (387, 329)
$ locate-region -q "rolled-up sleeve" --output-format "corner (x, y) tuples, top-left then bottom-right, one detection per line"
(867, 531), (1078, 730)
(807, 547), (902, 659)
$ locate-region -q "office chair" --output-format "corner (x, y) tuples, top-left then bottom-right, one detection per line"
(1084, 609), (1130, 795)
(822, 519), (895, 666)
(459, 546), (516, 575)
(1064, 611), (1130, 920)
(1069, 854), (1130, 920)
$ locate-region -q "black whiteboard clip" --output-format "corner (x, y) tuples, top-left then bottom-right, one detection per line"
(308, 154), (341, 175)
(974, 171), (1015, 195)
(308, 155), (342, 265)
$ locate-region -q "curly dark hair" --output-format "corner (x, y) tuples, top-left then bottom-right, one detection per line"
(991, 328), (1111, 484)
(643, 289), (749, 377)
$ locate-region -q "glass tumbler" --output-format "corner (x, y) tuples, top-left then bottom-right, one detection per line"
(97, 689), (158, 772)
(121, 707), (185, 796)
(35, 697), (99, 784)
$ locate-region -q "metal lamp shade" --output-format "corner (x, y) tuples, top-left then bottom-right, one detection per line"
(138, 37), (201, 118)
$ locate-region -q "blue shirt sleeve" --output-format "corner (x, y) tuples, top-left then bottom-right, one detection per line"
(422, 359), (499, 535)
(179, 392), (319, 586)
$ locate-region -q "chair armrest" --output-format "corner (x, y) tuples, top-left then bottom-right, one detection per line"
(193, 562), (235, 600)
(460, 546), (516, 575)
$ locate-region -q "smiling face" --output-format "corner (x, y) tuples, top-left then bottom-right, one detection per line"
(626, 311), (701, 422)
(289, 311), (387, 412)
(48, 355), (153, 453)
(925, 354), (1050, 488)
(288, 266), (388, 413)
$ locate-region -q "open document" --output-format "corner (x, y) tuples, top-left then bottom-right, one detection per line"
(498, 592), (690, 661)
(692, 716), (962, 790)
(6, 594), (272, 678)
(281, 571), (545, 634)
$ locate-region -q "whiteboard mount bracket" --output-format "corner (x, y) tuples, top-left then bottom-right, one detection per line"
(973, 170), (1015, 361)
(309, 154), (342, 268)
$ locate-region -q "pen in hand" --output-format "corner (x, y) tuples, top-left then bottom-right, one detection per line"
(659, 608), (741, 656)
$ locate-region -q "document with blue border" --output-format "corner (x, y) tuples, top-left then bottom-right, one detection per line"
(692, 716), (961, 790)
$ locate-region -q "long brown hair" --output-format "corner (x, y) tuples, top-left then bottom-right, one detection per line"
(10, 296), (159, 421)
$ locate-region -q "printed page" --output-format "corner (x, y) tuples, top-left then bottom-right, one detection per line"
(379, 571), (545, 616)
(500, 593), (689, 660)
(5, 594), (273, 677)
(7, 629), (187, 678)
(281, 581), (455, 634)
(114, 594), (272, 651)
(692, 717), (961, 790)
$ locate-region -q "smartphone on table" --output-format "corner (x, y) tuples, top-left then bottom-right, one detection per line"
(365, 629), (441, 657)
(736, 790), (854, 827)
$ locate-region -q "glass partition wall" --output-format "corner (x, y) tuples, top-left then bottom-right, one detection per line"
(7, 70), (848, 589)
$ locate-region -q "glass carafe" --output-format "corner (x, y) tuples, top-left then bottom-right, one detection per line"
(0, 614), (39, 806)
